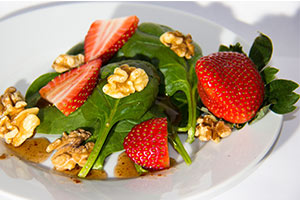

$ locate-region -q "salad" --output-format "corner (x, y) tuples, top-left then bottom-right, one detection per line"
(0, 15), (299, 179)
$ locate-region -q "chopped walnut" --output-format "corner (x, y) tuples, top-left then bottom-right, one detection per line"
(52, 54), (85, 73)
(215, 121), (232, 138)
(102, 64), (149, 98)
(160, 30), (195, 59)
(195, 115), (232, 143)
(0, 87), (40, 147)
(46, 129), (94, 171)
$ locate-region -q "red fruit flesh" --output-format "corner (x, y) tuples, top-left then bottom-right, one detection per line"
(123, 118), (170, 170)
(195, 52), (264, 123)
(84, 15), (139, 63)
(39, 59), (102, 116)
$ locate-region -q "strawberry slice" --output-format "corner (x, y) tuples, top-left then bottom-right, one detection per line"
(39, 59), (102, 116)
(84, 15), (139, 63)
(123, 118), (170, 170)
(195, 52), (264, 124)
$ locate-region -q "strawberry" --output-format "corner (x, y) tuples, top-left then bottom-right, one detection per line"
(84, 15), (139, 63)
(195, 52), (264, 124)
(39, 59), (102, 116)
(123, 118), (170, 170)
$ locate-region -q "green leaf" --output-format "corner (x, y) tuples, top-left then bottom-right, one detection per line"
(36, 106), (96, 134)
(219, 42), (245, 54)
(261, 66), (279, 84)
(265, 79), (299, 114)
(78, 60), (160, 177)
(66, 41), (84, 55)
(270, 92), (299, 114)
(249, 33), (273, 71)
(136, 22), (172, 37)
(267, 79), (299, 97)
(248, 104), (270, 125)
(186, 39), (203, 86)
(25, 72), (59, 108)
(115, 22), (203, 143)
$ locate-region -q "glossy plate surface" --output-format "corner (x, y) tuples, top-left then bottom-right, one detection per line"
(0, 2), (282, 200)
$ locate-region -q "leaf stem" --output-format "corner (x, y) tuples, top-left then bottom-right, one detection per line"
(78, 124), (111, 178)
(169, 133), (192, 165)
(177, 127), (189, 132)
(185, 85), (197, 143)
(135, 163), (148, 175)
(168, 124), (192, 165)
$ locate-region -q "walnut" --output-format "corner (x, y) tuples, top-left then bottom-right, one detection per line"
(102, 64), (149, 98)
(52, 54), (85, 73)
(46, 129), (94, 171)
(195, 115), (232, 143)
(160, 31), (195, 59)
(0, 87), (40, 147)
(215, 121), (232, 138)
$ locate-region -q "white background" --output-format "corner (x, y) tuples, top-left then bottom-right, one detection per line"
(0, 1), (299, 200)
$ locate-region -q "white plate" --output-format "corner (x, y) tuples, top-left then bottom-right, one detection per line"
(0, 2), (283, 200)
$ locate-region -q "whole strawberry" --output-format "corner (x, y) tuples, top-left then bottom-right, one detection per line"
(123, 118), (170, 170)
(195, 52), (264, 124)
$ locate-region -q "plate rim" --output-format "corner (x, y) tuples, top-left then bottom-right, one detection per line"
(0, 2), (284, 200)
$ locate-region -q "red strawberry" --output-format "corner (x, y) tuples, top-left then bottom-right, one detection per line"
(123, 118), (170, 170)
(195, 52), (264, 124)
(39, 59), (102, 116)
(84, 15), (139, 63)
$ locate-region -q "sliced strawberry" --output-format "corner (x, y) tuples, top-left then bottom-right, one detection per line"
(84, 15), (139, 63)
(195, 52), (264, 124)
(123, 118), (170, 170)
(39, 59), (102, 116)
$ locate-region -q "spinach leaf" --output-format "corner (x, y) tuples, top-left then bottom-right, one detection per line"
(78, 60), (160, 177)
(66, 41), (84, 55)
(115, 22), (203, 143)
(25, 72), (59, 108)
(92, 92), (192, 170)
(36, 106), (96, 134)
(249, 33), (273, 71)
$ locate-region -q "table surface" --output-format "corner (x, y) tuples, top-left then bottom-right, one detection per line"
(0, 1), (299, 200)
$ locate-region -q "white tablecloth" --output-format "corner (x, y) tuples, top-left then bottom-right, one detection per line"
(0, 1), (299, 200)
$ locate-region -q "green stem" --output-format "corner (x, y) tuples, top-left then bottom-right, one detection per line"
(78, 99), (120, 177)
(92, 156), (105, 170)
(169, 124), (191, 165)
(176, 85), (197, 142)
(185, 85), (197, 143)
(169, 133), (192, 165)
(134, 163), (148, 175)
(78, 124), (112, 178)
(177, 127), (189, 132)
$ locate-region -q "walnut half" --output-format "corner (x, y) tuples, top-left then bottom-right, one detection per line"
(52, 54), (85, 73)
(0, 87), (40, 147)
(46, 129), (94, 171)
(102, 64), (149, 98)
(160, 31), (195, 59)
(195, 115), (232, 143)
